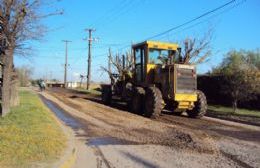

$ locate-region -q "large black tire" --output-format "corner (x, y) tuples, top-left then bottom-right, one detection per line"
(144, 87), (163, 118)
(130, 87), (145, 115)
(101, 86), (112, 105)
(187, 90), (207, 118)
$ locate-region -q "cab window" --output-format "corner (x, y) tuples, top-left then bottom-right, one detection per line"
(149, 49), (163, 64)
(135, 48), (141, 64)
(134, 48), (145, 82)
(149, 49), (176, 64)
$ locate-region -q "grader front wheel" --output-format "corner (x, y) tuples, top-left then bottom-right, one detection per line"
(187, 90), (207, 118)
(131, 87), (145, 115)
(101, 86), (112, 105)
(144, 87), (163, 118)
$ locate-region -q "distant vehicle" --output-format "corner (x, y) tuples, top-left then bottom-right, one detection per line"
(101, 41), (207, 118)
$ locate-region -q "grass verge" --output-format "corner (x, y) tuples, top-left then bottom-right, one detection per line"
(0, 90), (66, 168)
(208, 105), (260, 118)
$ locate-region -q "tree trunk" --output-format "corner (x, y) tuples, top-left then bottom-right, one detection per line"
(232, 99), (238, 113)
(1, 48), (13, 116)
(10, 70), (19, 107)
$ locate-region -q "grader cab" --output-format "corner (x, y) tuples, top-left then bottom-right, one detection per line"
(102, 41), (207, 118)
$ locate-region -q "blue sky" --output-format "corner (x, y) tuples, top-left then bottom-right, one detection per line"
(14, 0), (260, 83)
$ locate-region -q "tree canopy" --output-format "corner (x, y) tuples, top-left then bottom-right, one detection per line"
(0, 0), (62, 116)
(212, 49), (260, 112)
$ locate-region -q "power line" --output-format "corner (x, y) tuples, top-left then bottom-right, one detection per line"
(71, 55), (85, 65)
(90, 0), (136, 29)
(146, 0), (236, 40)
(34, 47), (86, 51)
(112, 43), (132, 53)
(94, 0), (243, 60)
(94, 52), (108, 58)
(44, 0), (244, 80)
(89, 0), (127, 27)
(108, 0), (241, 51)
(156, 0), (246, 42)
(92, 42), (129, 49)
(92, 43), (131, 59)
(94, 0), (143, 30)
(36, 55), (84, 60)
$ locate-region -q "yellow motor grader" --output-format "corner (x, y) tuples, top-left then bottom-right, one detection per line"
(101, 41), (207, 118)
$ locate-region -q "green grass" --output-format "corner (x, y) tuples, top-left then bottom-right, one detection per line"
(208, 105), (260, 118)
(0, 90), (67, 168)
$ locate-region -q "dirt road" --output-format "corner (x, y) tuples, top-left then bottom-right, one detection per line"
(41, 88), (260, 168)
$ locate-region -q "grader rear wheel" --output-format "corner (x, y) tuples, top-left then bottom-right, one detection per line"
(174, 111), (183, 116)
(101, 86), (112, 105)
(131, 87), (145, 115)
(187, 90), (207, 118)
(144, 87), (163, 118)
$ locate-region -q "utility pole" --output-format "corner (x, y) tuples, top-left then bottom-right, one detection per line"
(85, 28), (96, 90)
(108, 48), (112, 84)
(62, 40), (71, 88)
(108, 48), (112, 74)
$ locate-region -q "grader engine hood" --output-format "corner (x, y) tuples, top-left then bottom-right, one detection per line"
(173, 64), (197, 109)
(175, 64), (197, 93)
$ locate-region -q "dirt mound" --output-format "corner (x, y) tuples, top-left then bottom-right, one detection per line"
(83, 115), (218, 154)
(48, 90), (219, 154)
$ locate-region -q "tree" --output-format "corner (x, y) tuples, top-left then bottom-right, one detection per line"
(10, 66), (19, 106)
(181, 30), (212, 65)
(17, 65), (33, 87)
(0, 0), (62, 116)
(246, 49), (260, 70)
(79, 74), (86, 88)
(212, 50), (260, 112)
(101, 50), (133, 85)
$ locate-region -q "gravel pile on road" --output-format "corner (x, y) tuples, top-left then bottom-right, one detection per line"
(49, 91), (219, 155)
(43, 88), (260, 168)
